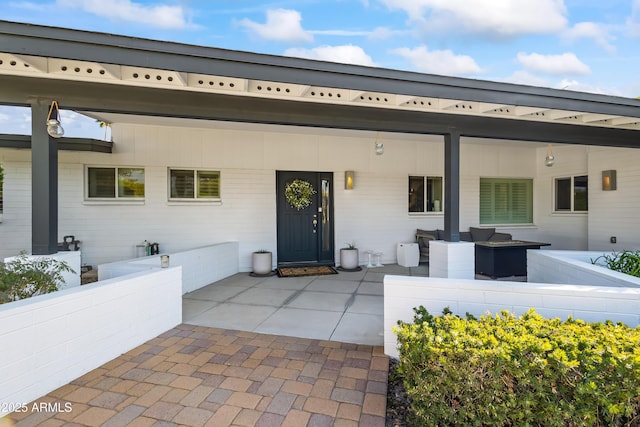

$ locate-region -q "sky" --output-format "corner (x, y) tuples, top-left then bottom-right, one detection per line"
(1, 0), (640, 139)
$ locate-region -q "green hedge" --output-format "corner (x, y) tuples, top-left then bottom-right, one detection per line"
(395, 307), (640, 426)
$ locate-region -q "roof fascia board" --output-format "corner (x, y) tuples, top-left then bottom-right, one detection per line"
(1, 76), (637, 148)
(0, 134), (113, 152)
(1, 20), (639, 119)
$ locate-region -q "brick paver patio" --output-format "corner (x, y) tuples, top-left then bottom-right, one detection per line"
(7, 324), (388, 426)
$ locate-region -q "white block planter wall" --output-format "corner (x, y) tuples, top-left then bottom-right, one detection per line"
(0, 267), (182, 414)
(428, 241), (475, 279)
(99, 242), (239, 294)
(4, 251), (82, 289)
(384, 275), (640, 359)
(528, 250), (640, 288)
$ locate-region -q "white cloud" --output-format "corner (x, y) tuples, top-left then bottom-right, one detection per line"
(392, 45), (482, 76)
(56, 0), (192, 29)
(556, 79), (609, 95)
(502, 70), (552, 88)
(0, 106), (31, 135)
(516, 52), (590, 76)
(628, 0), (640, 37)
(237, 9), (313, 43)
(563, 22), (615, 53)
(284, 45), (376, 67)
(379, 0), (567, 38)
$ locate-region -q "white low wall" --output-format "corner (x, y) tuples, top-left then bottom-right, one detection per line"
(4, 251), (82, 289)
(0, 266), (182, 414)
(384, 275), (640, 359)
(528, 250), (640, 287)
(99, 241), (239, 294)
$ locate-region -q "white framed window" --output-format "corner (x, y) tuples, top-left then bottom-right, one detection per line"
(169, 169), (221, 200)
(409, 176), (443, 213)
(86, 166), (145, 200)
(480, 177), (533, 225)
(554, 175), (588, 212)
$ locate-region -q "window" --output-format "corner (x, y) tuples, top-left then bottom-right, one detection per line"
(169, 169), (220, 200)
(87, 167), (145, 199)
(480, 178), (533, 224)
(409, 176), (443, 213)
(555, 175), (588, 212)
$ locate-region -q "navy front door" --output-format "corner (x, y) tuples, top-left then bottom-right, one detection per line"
(276, 171), (334, 266)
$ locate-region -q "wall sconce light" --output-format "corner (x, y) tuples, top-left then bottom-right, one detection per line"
(345, 171), (355, 190)
(544, 144), (555, 167)
(602, 170), (617, 191)
(46, 100), (64, 138)
(374, 131), (384, 155)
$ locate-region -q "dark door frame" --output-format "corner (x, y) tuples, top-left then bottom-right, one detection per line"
(276, 171), (335, 267)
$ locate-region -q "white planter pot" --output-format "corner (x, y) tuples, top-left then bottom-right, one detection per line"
(252, 252), (272, 275)
(340, 248), (359, 270)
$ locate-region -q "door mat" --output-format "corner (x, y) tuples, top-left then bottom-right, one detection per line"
(276, 265), (339, 278)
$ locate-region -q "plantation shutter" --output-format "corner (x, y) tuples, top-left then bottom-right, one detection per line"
(197, 171), (220, 198)
(480, 178), (533, 224)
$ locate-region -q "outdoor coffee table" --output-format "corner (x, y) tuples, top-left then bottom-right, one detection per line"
(474, 240), (550, 278)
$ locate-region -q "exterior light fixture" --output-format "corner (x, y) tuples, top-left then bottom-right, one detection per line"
(374, 132), (384, 155)
(46, 100), (64, 138)
(545, 144), (555, 167)
(602, 170), (617, 191)
(345, 171), (354, 190)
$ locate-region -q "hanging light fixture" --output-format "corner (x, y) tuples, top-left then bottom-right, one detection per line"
(374, 132), (384, 155)
(545, 144), (555, 167)
(46, 100), (64, 138)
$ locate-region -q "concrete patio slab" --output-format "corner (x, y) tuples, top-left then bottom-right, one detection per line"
(286, 291), (353, 312)
(356, 281), (384, 295)
(330, 313), (384, 345)
(186, 303), (280, 330)
(228, 288), (299, 307)
(304, 279), (360, 294)
(183, 264), (429, 347)
(254, 307), (344, 340)
(347, 295), (384, 315)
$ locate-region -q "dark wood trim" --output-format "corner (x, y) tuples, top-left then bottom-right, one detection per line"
(0, 134), (113, 153)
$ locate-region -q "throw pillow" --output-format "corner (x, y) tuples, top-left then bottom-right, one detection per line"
(470, 227), (495, 241)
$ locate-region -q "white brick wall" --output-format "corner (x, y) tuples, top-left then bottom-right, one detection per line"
(384, 275), (640, 358)
(2, 122), (616, 269)
(98, 241), (239, 294)
(0, 267), (182, 413)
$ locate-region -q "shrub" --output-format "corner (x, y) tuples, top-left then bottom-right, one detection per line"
(0, 254), (74, 304)
(395, 307), (640, 426)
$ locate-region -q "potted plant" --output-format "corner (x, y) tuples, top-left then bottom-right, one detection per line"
(340, 242), (359, 270)
(252, 249), (272, 275)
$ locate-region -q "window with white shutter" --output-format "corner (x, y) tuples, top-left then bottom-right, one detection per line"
(480, 178), (533, 225)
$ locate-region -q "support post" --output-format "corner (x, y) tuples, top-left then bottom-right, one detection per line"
(443, 131), (460, 242)
(31, 101), (58, 255)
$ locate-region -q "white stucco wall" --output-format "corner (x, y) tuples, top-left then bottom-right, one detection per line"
(587, 146), (640, 251)
(3, 120), (632, 268)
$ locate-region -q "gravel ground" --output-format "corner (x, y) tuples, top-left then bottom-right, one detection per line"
(386, 358), (413, 427)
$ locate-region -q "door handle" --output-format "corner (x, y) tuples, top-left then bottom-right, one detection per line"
(312, 216), (318, 233)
